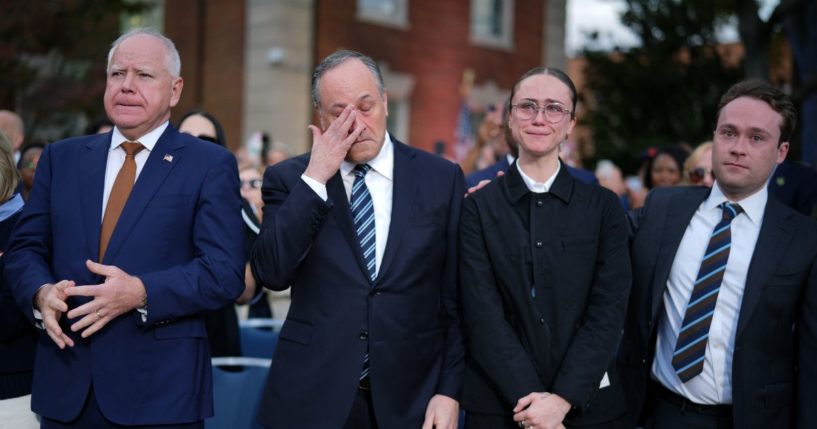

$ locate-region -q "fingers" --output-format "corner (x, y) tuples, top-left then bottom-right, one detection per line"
(85, 259), (120, 277)
(66, 299), (98, 322)
(78, 316), (108, 339)
(420, 417), (433, 429)
(64, 285), (100, 299)
(326, 104), (356, 135)
(70, 311), (102, 333)
(308, 124), (322, 142)
(514, 392), (537, 413)
(42, 310), (74, 349)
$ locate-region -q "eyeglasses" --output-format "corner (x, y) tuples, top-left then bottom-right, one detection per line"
(241, 179), (262, 189)
(688, 167), (714, 184)
(512, 102), (571, 123)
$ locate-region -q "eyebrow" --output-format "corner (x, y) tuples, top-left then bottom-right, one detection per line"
(328, 94), (375, 111)
(519, 97), (568, 106)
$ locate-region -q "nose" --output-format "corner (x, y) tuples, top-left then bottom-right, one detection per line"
(121, 71), (135, 92)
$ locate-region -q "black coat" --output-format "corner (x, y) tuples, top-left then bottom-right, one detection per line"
(459, 163), (632, 426)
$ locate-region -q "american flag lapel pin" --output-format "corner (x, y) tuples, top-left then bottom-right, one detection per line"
(163, 154), (173, 163)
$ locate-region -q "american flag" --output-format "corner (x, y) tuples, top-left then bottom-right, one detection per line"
(453, 100), (473, 162)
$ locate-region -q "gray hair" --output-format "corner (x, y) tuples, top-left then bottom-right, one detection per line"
(107, 27), (181, 78)
(311, 50), (385, 108)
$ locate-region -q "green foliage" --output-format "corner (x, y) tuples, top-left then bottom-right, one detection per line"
(0, 0), (151, 142)
(580, 0), (743, 172)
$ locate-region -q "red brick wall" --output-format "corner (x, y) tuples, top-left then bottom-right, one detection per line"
(165, 0), (245, 150)
(316, 0), (546, 154)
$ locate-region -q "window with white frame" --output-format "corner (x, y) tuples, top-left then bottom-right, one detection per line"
(470, 0), (514, 49)
(357, 0), (409, 29)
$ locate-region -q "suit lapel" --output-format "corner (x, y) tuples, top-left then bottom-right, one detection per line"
(101, 126), (184, 264)
(327, 172), (372, 282)
(736, 197), (792, 338)
(79, 133), (113, 260)
(650, 189), (708, 318)
(377, 140), (416, 281)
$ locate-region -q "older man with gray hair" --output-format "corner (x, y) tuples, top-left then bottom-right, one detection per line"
(4, 28), (244, 429)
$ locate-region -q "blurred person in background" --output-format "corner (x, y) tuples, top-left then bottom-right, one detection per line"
(263, 140), (293, 167)
(0, 131), (37, 429)
(18, 143), (45, 201)
(178, 109), (259, 357)
(0, 110), (24, 164)
(769, 160), (817, 218)
(643, 146), (690, 189)
(178, 110), (226, 146)
(5, 28), (244, 428)
(84, 117), (114, 136)
(237, 164), (273, 318)
(460, 67), (631, 429)
(595, 159), (631, 209)
(684, 142), (715, 187)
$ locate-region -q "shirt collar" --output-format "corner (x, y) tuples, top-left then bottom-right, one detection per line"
(340, 132), (394, 181)
(516, 159), (561, 194)
(110, 121), (169, 153)
(705, 181), (767, 225)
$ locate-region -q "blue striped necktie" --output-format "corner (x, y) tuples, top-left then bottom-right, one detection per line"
(351, 164), (376, 381)
(672, 202), (743, 382)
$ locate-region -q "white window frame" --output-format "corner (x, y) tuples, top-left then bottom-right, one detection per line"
(356, 0), (410, 30)
(470, 0), (514, 50)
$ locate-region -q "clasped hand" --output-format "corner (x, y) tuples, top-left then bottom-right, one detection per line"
(34, 259), (146, 348)
(513, 392), (570, 429)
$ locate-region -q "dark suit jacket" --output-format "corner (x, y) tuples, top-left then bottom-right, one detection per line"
(465, 156), (599, 188)
(459, 163), (632, 425)
(250, 138), (465, 429)
(619, 186), (817, 428)
(770, 160), (817, 218)
(4, 125), (245, 425)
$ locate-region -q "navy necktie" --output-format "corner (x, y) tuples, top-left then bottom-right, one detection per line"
(672, 202), (744, 382)
(351, 164), (375, 380)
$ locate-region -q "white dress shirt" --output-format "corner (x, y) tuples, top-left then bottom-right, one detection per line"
(302, 134), (394, 276)
(652, 182), (766, 404)
(516, 160), (561, 193)
(102, 123), (167, 219)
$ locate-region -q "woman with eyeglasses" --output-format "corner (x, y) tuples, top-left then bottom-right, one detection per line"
(683, 142), (715, 187)
(459, 67), (632, 429)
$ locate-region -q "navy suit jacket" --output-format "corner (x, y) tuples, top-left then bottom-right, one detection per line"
(4, 125), (245, 425)
(619, 186), (817, 428)
(465, 156), (598, 188)
(251, 138), (465, 428)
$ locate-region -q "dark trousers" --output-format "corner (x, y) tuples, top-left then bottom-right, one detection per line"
(342, 386), (379, 429)
(644, 384), (734, 429)
(41, 386), (203, 429)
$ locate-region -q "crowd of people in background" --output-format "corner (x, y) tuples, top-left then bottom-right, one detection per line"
(1, 26), (817, 429)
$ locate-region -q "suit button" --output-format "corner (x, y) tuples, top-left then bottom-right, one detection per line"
(536, 200), (543, 207)
(535, 241), (543, 248)
(359, 331), (368, 341)
(539, 318), (545, 325)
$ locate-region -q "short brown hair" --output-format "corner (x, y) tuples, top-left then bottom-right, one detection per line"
(716, 79), (797, 145)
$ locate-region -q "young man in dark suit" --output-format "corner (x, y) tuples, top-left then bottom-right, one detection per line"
(620, 79), (817, 429)
(251, 50), (464, 429)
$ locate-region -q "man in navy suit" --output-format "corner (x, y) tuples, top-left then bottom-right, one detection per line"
(620, 79), (817, 428)
(251, 50), (464, 429)
(4, 28), (245, 428)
